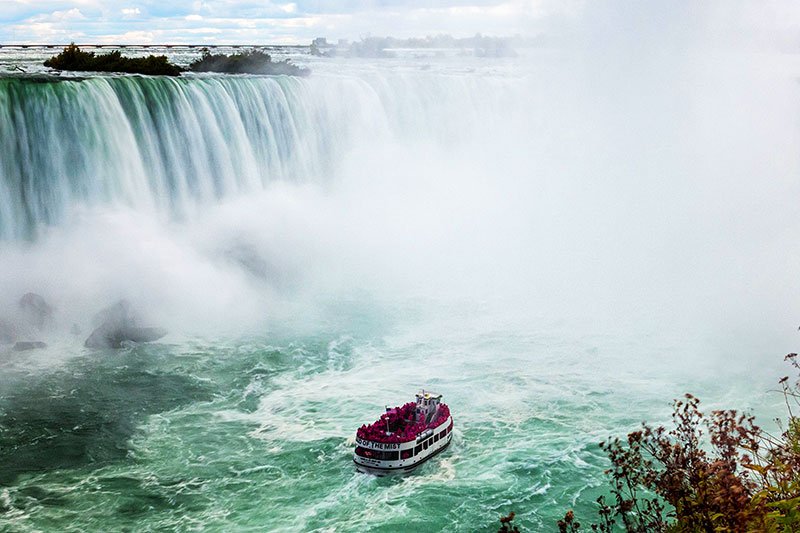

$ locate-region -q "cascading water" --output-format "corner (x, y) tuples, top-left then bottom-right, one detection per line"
(0, 71), (516, 241)
(0, 75), (346, 239)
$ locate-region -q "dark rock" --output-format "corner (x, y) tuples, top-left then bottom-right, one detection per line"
(85, 300), (166, 349)
(13, 341), (47, 351)
(85, 326), (167, 349)
(19, 292), (53, 330)
(91, 300), (137, 328)
(125, 327), (168, 344)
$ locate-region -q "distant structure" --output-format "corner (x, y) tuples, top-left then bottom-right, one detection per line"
(307, 34), (523, 59)
(310, 37), (334, 57)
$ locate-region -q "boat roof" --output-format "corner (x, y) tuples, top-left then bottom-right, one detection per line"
(356, 400), (451, 444)
(416, 390), (442, 400)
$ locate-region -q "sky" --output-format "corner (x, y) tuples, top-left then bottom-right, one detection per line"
(0, 1), (798, 46)
(0, 0), (573, 45)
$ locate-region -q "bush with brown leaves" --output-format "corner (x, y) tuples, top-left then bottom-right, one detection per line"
(552, 354), (800, 532)
(499, 354), (800, 532)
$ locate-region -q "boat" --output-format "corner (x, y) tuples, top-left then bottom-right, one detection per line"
(353, 390), (453, 475)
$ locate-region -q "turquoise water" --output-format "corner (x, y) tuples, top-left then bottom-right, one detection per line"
(0, 306), (787, 531)
(0, 49), (798, 531)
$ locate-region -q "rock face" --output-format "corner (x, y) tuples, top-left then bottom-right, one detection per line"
(90, 300), (135, 328)
(19, 293), (53, 330)
(84, 300), (167, 349)
(13, 341), (47, 351)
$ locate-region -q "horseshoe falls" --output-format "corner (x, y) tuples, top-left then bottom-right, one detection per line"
(0, 73), (473, 239)
(0, 49), (799, 532)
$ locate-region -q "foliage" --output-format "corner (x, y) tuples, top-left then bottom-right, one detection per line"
(497, 354), (800, 531)
(557, 510), (581, 532)
(187, 49), (309, 76)
(498, 512), (521, 533)
(43, 44), (182, 76)
(580, 394), (763, 532)
(548, 354), (800, 532)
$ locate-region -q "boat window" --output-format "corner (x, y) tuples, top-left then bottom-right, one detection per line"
(355, 446), (369, 458)
(355, 447), (400, 461)
(434, 433), (440, 442)
(414, 444), (422, 455)
(423, 440), (429, 450)
(401, 450), (412, 459)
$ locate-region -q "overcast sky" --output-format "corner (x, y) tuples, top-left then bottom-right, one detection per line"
(0, 1), (798, 46)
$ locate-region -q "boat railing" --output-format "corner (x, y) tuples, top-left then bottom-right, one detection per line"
(356, 402), (451, 444)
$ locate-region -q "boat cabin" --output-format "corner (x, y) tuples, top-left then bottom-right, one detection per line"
(354, 390), (453, 475)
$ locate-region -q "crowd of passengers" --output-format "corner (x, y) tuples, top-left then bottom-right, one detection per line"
(356, 402), (451, 444)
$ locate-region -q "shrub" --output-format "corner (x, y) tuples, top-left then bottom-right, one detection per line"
(43, 43), (182, 76)
(187, 49), (309, 76)
(497, 354), (800, 531)
(498, 512), (521, 533)
(550, 354), (800, 532)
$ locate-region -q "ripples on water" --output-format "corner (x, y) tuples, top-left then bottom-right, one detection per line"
(0, 315), (785, 531)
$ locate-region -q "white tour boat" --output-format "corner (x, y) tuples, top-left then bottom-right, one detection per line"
(353, 390), (453, 475)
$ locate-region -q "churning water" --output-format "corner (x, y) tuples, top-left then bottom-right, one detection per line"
(0, 43), (799, 531)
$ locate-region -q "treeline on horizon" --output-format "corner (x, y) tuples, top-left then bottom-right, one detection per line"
(497, 353), (800, 532)
(43, 44), (308, 77)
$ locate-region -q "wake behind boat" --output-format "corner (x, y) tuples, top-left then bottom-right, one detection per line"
(354, 390), (453, 475)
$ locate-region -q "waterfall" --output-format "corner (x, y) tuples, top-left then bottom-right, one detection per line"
(0, 72), (519, 241)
